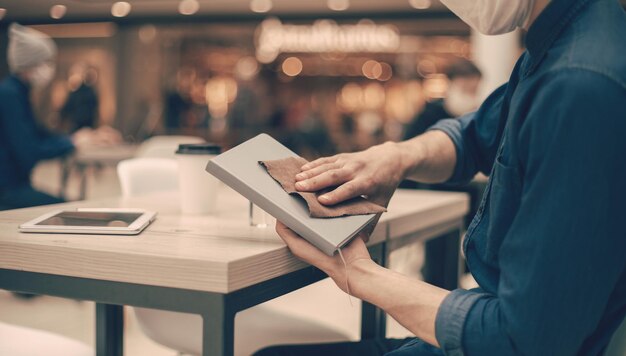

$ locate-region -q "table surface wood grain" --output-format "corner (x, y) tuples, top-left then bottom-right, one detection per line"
(0, 188), (469, 293)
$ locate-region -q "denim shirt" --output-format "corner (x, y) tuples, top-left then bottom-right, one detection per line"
(425, 0), (626, 354)
(0, 75), (74, 190)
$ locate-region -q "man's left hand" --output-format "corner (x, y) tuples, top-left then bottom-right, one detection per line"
(275, 221), (374, 294)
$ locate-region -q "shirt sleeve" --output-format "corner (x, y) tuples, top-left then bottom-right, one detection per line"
(434, 69), (626, 355)
(0, 90), (74, 176)
(428, 83), (509, 184)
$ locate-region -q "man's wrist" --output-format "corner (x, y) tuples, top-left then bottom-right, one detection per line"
(388, 139), (425, 181)
(349, 258), (385, 300)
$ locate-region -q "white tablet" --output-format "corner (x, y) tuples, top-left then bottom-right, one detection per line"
(19, 208), (157, 235)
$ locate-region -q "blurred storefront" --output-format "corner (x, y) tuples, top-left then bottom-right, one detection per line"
(0, 8), (519, 157)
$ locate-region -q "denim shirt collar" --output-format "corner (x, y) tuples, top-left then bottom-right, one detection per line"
(524, 0), (594, 75)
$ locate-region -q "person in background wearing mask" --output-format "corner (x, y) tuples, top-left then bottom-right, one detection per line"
(256, 0), (626, 355)
(404, 60), (482, 140)
(0, 24), (86, 210)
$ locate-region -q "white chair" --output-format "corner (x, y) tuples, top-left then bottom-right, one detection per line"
(117, 158), (179, 197)
(117, 158), (350, 356)
(135, 135), (205, 158)
(0, 321), (92, 356)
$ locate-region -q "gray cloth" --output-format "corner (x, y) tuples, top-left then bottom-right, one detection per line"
(8, 23), (57, 73)
(260, 156), (386, 218)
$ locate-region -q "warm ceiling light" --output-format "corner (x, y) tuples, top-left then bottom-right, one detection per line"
(235, 57), (260, 81)
(282, 57), (303, 77)
(250, 0), (272, 13)
(377, 62), (393, 81)
(0, 8), (7, 21)
(111, 1), (132, 17)
(362, 59), (381, 79)
(50, 5), (67, 20)
(179, 0), (199, 15)
(327, 0), (350, 11)
(409, 0), (432, 10)
(138, 24), (157, 43)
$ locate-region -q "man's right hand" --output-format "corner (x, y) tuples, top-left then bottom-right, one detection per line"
(294, 130), (458, 208)
(294, 141), (407, 208)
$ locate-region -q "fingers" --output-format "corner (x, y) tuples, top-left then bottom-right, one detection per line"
(295, 168), (351, 192)
(301, 156), (338, 171)
(295, 162), (340, 181)
(275, 221), (329, 265)
(275, 221), (303, 249)
(318, 180), (364, 205)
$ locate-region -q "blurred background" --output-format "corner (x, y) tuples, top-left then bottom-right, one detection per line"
(3, 2), (626, 355)
(0, 0), (537, 157)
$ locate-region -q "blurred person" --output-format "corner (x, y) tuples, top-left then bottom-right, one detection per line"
(0, 24), (97, 211)
(163, 69), (194, 132)
(404, 60), (482, 140)
(59, 63), (99, 133)
(257, 0), (626, 355)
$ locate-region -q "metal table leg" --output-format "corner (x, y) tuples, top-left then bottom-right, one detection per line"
(201, 308), (235, 356)
(60, 157), (71, 199)
(78, 163), (88, 201)
(421, 230), (461, 290)
(96, 303), (124, 356)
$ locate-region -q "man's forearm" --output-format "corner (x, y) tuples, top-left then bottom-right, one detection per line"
(350, 259), (449, 348)
(394, 130), (457, 184)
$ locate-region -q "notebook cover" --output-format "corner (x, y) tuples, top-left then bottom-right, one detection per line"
(205, 133), (376, 256)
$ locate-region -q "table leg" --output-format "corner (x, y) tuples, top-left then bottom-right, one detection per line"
(361, 243), (388, 340)
(202, 308), (235, 356)
(78, 164), (88, 201)
(60, 158), (70, 199)
(96, 303), (124, 356)
(422, 230), (462, 290)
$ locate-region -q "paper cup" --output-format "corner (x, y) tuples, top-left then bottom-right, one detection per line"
(176, 143), (222, 214)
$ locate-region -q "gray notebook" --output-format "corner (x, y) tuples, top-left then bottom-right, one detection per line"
(205, 133), (376, 256)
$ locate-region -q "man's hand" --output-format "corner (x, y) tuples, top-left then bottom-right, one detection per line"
(276, 219), (448, 348)
(275, 221), (375, 294)
(294, 142), (407, 207)
(71, 126), (123, 148)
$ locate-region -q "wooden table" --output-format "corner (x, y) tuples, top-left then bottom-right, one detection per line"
(60, 144), (138, 200)
(0, 189), (469, 356)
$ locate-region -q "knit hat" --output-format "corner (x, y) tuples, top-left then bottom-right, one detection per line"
(7, 23), (57, 73)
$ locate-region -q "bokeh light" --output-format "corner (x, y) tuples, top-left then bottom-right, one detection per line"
(423, 73), (449, 98)
(250, 0), (273, 13)
(179, 0), (200, 15)
(409, 0), (432, 10)
(50, 5), (67, 20)
(235, 56), (260, 80)
(111, 2), (132, 17)
(416, 59), (437, 78)
(138, 25), (157, 43)
(377, 62), (393, 81)
(327, 0), (350, 11)
(282, 57), (303, 77)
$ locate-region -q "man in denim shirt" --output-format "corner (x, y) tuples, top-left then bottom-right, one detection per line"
(256, 0), (626, 355)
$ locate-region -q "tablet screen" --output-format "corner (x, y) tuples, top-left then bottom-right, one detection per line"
(36, 211), (143, 227)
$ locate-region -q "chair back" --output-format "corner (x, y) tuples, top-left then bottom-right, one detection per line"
(117, 158), (178, 197)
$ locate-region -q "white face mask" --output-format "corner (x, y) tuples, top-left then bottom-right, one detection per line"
(444, 82), (479, 117)
(29, 63), (56, 88)
(440, 0), (536, 35)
